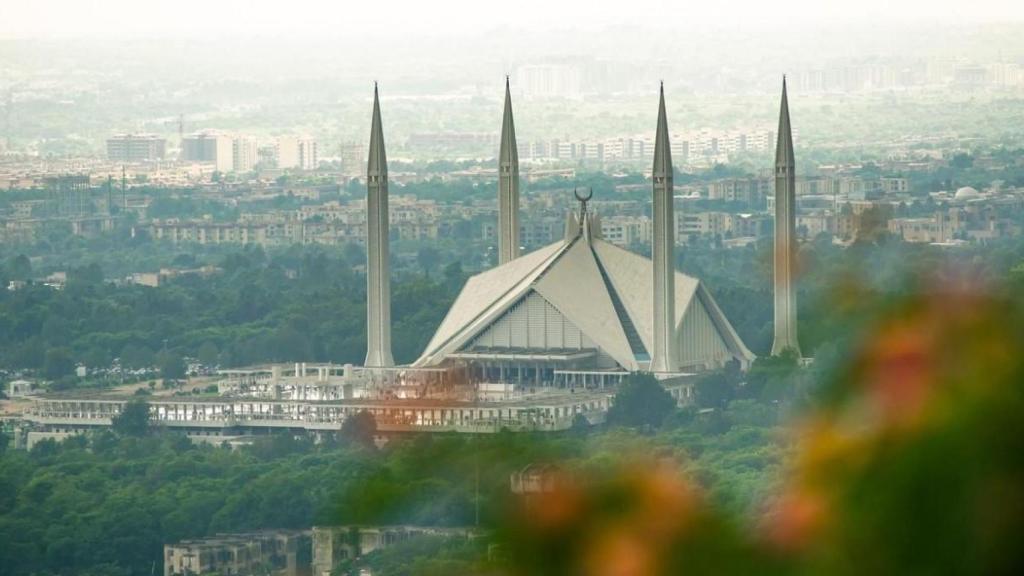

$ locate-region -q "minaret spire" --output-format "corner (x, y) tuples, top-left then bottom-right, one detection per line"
(498, 76), (520, 265)
(365, 83), (395, 367)
(650, 83), (678, 373)
(771, 76), (801, 357)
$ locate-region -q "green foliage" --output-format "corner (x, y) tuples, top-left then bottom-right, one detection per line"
(197, 341), (220, 367)
(695, 361), (743, 409)
(42, 347), (75, 380)
(6, 254), (32, 280)
(606, 373), (676, 430)
(416, 246), (441, 276)
(0, 397), (788, 576)
(0, 433), (365, 576)
(158, 351), (186, 381)
(0, 245), (461, 381)
(345, 535), (485, 576)
(744, 351), (800, 402)
(111, 400), (151, 437)
(949, 152), (974, 170)
(120, 344), (155, 370)
(340, 411), (378, 449)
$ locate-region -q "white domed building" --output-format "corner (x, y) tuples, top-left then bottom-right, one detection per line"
(954, 186), (982, 201)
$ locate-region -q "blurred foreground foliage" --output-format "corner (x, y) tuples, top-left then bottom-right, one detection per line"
(493, 278), (1024, 575)
(0, 391), (789, 576)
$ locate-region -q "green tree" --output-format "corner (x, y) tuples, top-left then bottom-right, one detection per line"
(158, 352), (186, 382)
(949, 152), (974, 170)
(695, 371), (736, 409)
(606, 373), (675, 429)
(120, 344), (155, 371)
(82, 347), (112, 371)
(6, 254), (32, 280)
(416, 246), (441, 276)
(745, 350), (800, 402)
(42, 348), (75, 380)
(69, 263), (103, 286)
(111, 400), (151, 436)
(340, 410), (378, 449)
(197, 341), (220, 368)
(342, 242), (364, 268)
(443, 261), (464, 286)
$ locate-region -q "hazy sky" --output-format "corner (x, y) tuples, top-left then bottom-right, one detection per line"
(2, 0), (1024, 39)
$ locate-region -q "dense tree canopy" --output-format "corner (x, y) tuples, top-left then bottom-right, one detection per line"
(0, 246), (463, 387)
(606, 373), (676, 429)
(0, 396), (791, 576)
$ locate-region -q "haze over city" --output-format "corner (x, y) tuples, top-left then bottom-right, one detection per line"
(5, 0), (1024, 37)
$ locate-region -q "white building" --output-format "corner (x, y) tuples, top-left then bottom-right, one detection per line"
(601, 215), (651, 246)
(232, 137), (258, 173)
(181, 131), (234, 172)
(181, 131), (258, 172)
(278, 136), (318, 170)
(516, 64), (582, 98)
(414, 206), (754, 375)
(106, 134), (166, 162)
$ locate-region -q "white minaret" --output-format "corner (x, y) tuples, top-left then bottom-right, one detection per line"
(498, 77), (520, 265)
(771, 77), (801, 357)
(365, 83), (395, 367)
(650, 84), (678, 373)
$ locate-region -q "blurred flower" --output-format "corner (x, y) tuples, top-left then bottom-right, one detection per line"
(582, 529), (655, 576)
(761, 488), (827, 553)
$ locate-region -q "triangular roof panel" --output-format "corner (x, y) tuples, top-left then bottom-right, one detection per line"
(534, 239), (637, 370)
(590, 239), (699, 352)
(415, 242), (566, 366)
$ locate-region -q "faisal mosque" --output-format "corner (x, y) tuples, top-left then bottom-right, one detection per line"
(23, 79), (802, 436)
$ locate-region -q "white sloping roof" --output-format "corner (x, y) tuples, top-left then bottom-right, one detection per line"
(594, 239), (754, 364)
(534, 238), (637, 370)
(415, 233), (755, 369)
(415, 242), (566, 366)
(591, 239), (699, 353)
(694, 282), (756, 363)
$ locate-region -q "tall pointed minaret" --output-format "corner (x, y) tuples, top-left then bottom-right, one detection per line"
(365, 83), (395, 367)
(650, 83), (678, 373)
(498, 77), (520, 265)
(771, 77), (801, 357)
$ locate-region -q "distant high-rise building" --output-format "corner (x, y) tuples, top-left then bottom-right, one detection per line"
(181, 131), (257, 173)
(516, 64), (582, 98)
(953, 64), (988, 88)
(232, 137), (258, 173)
(278, 136), (318, 170)
(106, 134), (166, 162)
(182, 131), (234, 172)
(339, 143), (366, 178)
